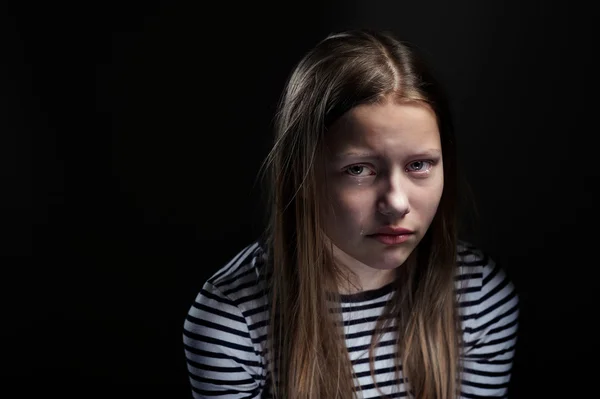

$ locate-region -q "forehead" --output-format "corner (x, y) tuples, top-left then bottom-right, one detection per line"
(325, 101), (441, 154)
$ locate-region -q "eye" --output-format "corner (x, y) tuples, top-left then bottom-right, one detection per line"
(406, 160), (434, 174)
(344, 164), (375, 177)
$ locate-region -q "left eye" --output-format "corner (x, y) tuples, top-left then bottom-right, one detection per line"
(406, 160), (433, 172)
(346, 165), (372, 176)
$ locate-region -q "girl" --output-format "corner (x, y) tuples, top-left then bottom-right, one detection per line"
(183, 29), (519, 398)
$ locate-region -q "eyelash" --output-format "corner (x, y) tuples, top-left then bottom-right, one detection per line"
(344, 160), (436, 178)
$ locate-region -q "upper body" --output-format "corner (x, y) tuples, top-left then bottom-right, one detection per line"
(183, 239), (519, 398)
(183, 28), (519, 398)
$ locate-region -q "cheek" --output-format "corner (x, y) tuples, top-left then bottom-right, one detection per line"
(328, 187), (372, 226)
(416, 181), (444, 216)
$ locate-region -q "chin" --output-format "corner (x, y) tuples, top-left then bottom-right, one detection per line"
(370, 248), (413, 269)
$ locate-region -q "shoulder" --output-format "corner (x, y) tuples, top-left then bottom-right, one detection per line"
(206, 240), (267, 293)
(190, 240), (269, 319)
(455, 241), (520, 398)
(455, 239), (516, 295)
(455, 239), (520, 334)
(183, 241), (269, 396)
(184, 239), (270, 340)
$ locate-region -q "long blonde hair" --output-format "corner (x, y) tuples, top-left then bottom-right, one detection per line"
(256, 29), (464, 398)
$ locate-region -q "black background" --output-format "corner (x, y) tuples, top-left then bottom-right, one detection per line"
(4, 1), (597, 397)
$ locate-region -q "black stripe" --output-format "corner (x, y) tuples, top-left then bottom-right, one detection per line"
(462, 366), (512, 377)
(351, 351), (396, 366)
(342, 314), (381, 327)
(480, 273), (510, 304)
(240, 392), (261, 399)
(247, 318), (269, 332)
(469, 330), (518, 351)
(461, 377), (510, 389)
(345, 325), (396, 340)
(458, 297), (480, 308)
(183, 343), (262, 367)
(356, 376), (407, 393)
(465, 356), (514, 365)
(461, 312), (477, 322)
(223, 244), (261, 281)
(191, 384), (262, 398)
(338, 280), (397, 302)
(354, 365), (403, 378)
(353, 389), (408, 398)
(465, 344), (516, 360)
(224, 278), (263, 297)
(247, 332), (267, 349)
(191, 301), (245, 324)
(235, 289), (268, 308)
(477, 290), (518, 321)
(185, 314), (252, 340)
(488, 317), (519, 336)
(464, 302), (519, 334)
(460, 391), (507, 399)
(244, 303), (269, 319)
(199, 287), (236, 307)
(186, 358), (245, 373)
(188, 370), (255, 386)
(387, 392), (409, 398)
(464, 330), (517, 349)
(347, 338), (396, 354)
(456, 286), (480, 295)
(183, 329), (256, 353)
(340, 299), (393, 313)
(217, 266), (256, 291)
(455, 272), (483, 281)
(482, 261), (501, 286)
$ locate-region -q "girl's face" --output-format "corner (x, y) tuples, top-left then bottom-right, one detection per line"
(323, 100), (444, 289)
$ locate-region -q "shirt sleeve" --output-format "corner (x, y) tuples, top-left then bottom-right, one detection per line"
(460, 257), (520, 398)
(183, 280), (264, 399)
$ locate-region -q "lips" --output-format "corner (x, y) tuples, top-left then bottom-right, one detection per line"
(370, 226), (414, 235)
(369, 232), (412, 245)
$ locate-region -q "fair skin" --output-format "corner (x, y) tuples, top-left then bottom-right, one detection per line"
(323, 99), (444, 294)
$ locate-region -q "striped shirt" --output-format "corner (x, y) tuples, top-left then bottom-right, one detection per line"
(183, 240), (519, 398)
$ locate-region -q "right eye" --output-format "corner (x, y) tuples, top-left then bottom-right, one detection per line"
(344, 164), (375, 177)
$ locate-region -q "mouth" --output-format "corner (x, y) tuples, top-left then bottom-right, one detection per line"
(367, 233), (413, 245)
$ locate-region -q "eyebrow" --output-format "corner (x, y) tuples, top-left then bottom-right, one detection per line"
(335, 148), (442, 159)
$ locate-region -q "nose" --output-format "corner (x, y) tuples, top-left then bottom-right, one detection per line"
(377, 173), (410, 217)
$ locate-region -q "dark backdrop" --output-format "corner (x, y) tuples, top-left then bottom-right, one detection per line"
(4, 1), (597, 398)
